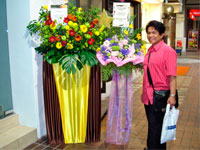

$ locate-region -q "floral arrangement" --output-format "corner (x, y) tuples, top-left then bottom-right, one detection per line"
(96, 16), (146, 81)
(27, 3), (109, 74)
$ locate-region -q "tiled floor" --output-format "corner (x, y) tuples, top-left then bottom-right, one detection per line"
(24, 51), (200, 150)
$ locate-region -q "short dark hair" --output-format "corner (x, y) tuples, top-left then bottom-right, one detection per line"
(146, 20), (165, 35)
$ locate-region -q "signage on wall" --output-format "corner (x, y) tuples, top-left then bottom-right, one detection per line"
(51, 5), (68, 24)
(112, 2), (130, 27)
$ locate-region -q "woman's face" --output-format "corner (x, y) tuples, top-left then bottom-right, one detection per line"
(147, 26), (164, 46)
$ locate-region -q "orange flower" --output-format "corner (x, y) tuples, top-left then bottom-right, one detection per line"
(72, 16), (77, 22)
(75, 35), (82, 41)
(93, 18), (98, 24)
(55, 37), (61, 41)
(67, 14), (72, 20)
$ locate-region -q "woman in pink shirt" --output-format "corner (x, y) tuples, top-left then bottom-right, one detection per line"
(142, 20), (177, 150)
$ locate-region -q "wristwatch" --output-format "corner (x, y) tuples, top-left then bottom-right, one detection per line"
(170, 94), (176, 97)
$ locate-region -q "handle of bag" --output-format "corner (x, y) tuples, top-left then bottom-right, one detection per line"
(166, 104), (176, 114)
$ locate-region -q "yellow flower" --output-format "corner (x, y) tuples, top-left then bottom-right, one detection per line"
(141, 44), (146, 55)
(78, 8), (82, 12)
(136, 33), (141, 40)
(50, 23), (56, 30)
(124, 29), (128, 35)
(94, 31), (100, 36)
(43, 5), (48, 10)
(73, 23), (78, 28)
(80, 25), (88, 33)
(56, 42), (62, 49)
(129, 24), (133, 28)
(96, 47), (101, 51)
(65, 25), (70, 30)
(68, 21), (74, 27)
(67, 43), (73, 49)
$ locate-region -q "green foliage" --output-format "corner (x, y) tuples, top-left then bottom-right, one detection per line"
(80, 50), (98, 67)
(101, 63), (143, 81)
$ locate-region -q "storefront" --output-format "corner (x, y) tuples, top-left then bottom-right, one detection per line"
(185, 0), (200, 51)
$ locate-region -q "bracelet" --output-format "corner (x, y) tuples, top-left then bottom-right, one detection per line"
(170, 94), (176, 97)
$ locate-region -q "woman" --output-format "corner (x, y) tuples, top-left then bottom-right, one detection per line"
(142, 20), (177, 150)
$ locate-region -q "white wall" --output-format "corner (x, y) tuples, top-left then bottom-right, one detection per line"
(176, 14), (186, 52)
(6, 0), (49, 138)
(142, 2), (163, 45)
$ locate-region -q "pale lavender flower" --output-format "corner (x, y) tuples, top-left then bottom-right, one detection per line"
(112, 35), (118, 42)
(128, 44), (135, 57)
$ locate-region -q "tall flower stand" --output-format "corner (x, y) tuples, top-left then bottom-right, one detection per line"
(106, 70), (133, 145)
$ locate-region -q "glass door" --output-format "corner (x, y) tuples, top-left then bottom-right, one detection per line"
(0, 0), (13, 119)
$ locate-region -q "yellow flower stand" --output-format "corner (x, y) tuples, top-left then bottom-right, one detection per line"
(52, 64), (91, 143)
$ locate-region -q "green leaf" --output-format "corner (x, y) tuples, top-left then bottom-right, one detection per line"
(112, 46), (120, 51)
(44, 49), (59, 64)
(80, 50), (98, 67)
(59, 54), (83, 74)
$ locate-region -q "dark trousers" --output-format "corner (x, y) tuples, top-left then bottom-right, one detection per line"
(145, 103), (166, 150)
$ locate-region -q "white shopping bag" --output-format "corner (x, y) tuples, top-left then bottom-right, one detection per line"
(160, 104), (179, 144)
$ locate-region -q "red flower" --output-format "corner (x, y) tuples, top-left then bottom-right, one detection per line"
(64, 17), (69, 23)
(61, 41), (67, 47)
(87, 31), (93, 36)
(45, 19), (52, 25)
(88, 38), (95, 45)
(49, 36), (56, 43)
(47, 15), (51, 20)
(72, 16), (77, 22)
(69, 29), (76, 36)
(90, 22), (95, 28)
(67, 14), (72, 20)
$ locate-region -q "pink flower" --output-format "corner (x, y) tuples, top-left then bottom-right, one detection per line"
(122, 39), (128, 45)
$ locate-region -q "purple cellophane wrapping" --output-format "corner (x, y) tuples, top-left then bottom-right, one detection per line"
(106, 70), (133, 145)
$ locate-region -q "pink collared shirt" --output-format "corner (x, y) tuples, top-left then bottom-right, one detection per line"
(142, 40), (177, 105)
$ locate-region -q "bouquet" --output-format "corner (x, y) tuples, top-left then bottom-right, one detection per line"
(27, 3), (109, 74)
(96, 18), (146, 81)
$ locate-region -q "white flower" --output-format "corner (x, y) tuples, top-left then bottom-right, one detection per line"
(111, 51), (119, 57)
(103, 40), (110, 47)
